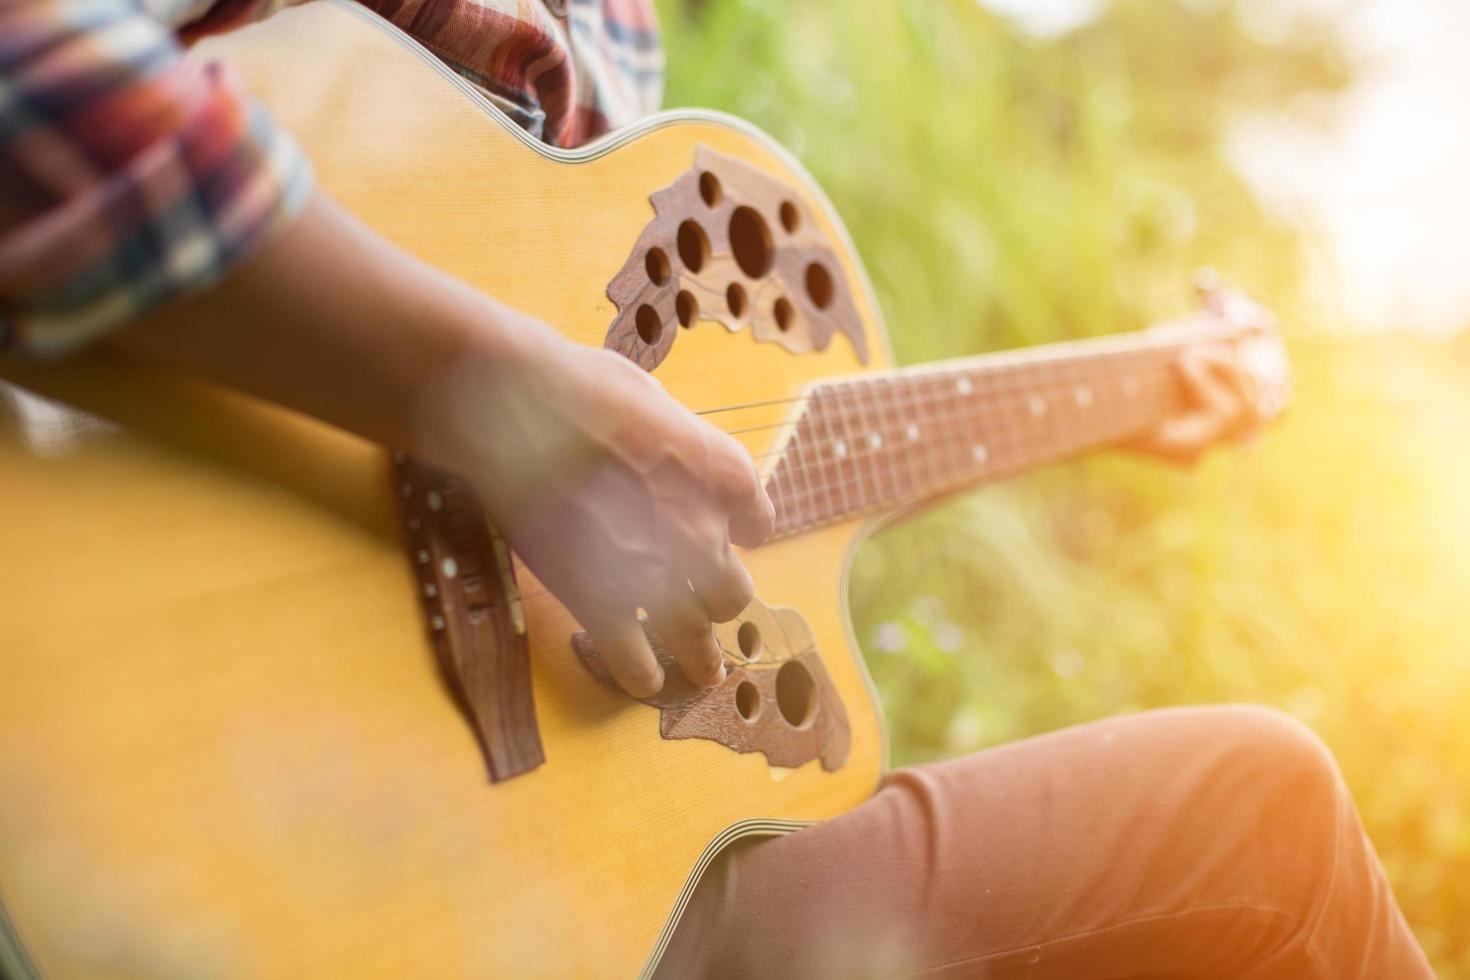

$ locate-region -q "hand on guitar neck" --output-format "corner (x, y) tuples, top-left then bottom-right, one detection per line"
(108, 190), (1259, 698)
(1129, 347), (1266, 464)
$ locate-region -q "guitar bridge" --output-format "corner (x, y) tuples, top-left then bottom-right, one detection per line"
(395, 453), (544, 783)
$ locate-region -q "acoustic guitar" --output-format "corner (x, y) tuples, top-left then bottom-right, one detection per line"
(0, 3), (1289, 977)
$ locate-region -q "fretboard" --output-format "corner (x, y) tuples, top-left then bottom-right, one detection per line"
(763, 320), (1233, 538)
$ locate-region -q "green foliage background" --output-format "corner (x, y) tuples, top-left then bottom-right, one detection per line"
(656, 0), (1470, 971)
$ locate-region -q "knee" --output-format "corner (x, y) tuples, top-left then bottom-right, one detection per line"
(1209, 704), (1340, 776)
(1204, 704), (1348, 826)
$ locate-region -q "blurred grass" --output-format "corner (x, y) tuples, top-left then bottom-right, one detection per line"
(656, 0), (1470, 972)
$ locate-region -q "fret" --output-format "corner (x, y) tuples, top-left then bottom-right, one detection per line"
(812, 409), (842, 525)
(1055, 357), (1080, 460)
(773, 453), (800, 536)
(876, 377), (919, 503)
(862, 379), (897, 507)
(931, 371), (965, 491)
(834, 382), (864, 517)
(844, 381), (885, 512)
(900, 373), (945, 498)
(846, 381), (880, 506)
(815, 388), (856, 522)
(1061, 355), (1089, 458)
(1120, 350), (1153, 430)
(955, 368), (982, 478)
(939, 369), (977, 489)
(788, 416), (825, 529)
(1029, 359), (1064, 467)
(871, 379), (899, 502)
(984, 363), (1022, 475)
(1074, 356), (1103, 456)
(969, 369), (992, 479)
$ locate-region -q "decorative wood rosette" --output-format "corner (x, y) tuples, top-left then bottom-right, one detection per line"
(604, 144), (868, 371)
(570, 597), (851, 772)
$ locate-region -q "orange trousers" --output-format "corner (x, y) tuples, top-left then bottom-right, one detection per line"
(659, 706), (1431, 979)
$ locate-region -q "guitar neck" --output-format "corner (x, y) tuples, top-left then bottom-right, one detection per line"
(763, 315), (1242, 538)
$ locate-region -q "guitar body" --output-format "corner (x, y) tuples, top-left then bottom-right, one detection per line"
(0, 4), (890, 978)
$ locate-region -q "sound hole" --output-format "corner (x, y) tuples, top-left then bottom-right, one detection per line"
(738, 621), (762, 661)
(676, 290), (699, 328)
(779, 200), (800, 233)
(773, 296), (795, 332)
(735, 681), (761, 722)
(645, 247), (671, 286)
(729, 206), (773, 279)
(677, 220), (709, 273)
(726, 282), (748, 319)
(635, 304), (662, 345)
(776, 661), (817, 728)
(699, 171), (722, 207)
(805, 262), (835, 310)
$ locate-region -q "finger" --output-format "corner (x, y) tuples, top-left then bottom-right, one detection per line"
(581, 610), (665, 699)
(705, 431), (775, 548)
(1199, 354), (1267, 441)
(1129, 350), (1252, 465)
(647, 580), (726, 689)
(1132, 416), (1210, 464)
(1212, 356), (1269, 438)
(688, 543), (756, 623)
(1179, 349), (1239, 418)
(727, 474), (775, 548)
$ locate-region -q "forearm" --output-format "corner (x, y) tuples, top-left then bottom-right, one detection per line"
(107, 192), (552, 460)
(103, 188), (770, 700)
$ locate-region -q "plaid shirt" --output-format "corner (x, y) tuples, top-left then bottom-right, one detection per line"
(0, 0), (662, 357)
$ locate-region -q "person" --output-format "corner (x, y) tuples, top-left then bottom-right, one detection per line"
(0, 1), (1432, 976)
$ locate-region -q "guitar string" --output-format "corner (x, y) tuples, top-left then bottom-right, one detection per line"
(762, 360), (1175, 531)
(504, 381), (1167, 605)
(711, 365), (1170, 454)
(696, 353), (1154, 425)
(767, 393), (1157, 521)
(738, 353), (1176, 487)
(681, 323), (1225, 419)
(502, 370), (1173, 606)
(764, 396), (1164, 537)
(738, 368), (1167, 534)
(703, 342), (1187, 440)
(477, 346), (1185, 605)
(419, 324), (1235, 610)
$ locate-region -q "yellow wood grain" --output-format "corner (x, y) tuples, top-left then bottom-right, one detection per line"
(0, 4), (892, 977)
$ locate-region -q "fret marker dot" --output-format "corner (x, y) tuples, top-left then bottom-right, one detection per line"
(1123, 377), (1140, 398)
(441, 557), (458, 579)
(956, 377), (973, 395)
(1075, 386), (1094, 408)
(834, 439), (849, 459)
(868, 432), (883, 450)
(972, 444), (989, 464)
(906, 423), (920, 442)
(427, 490), (443, 512)
(1030, 396), (1047, 417)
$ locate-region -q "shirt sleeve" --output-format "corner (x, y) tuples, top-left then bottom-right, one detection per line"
(0, 0), (312, 358)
